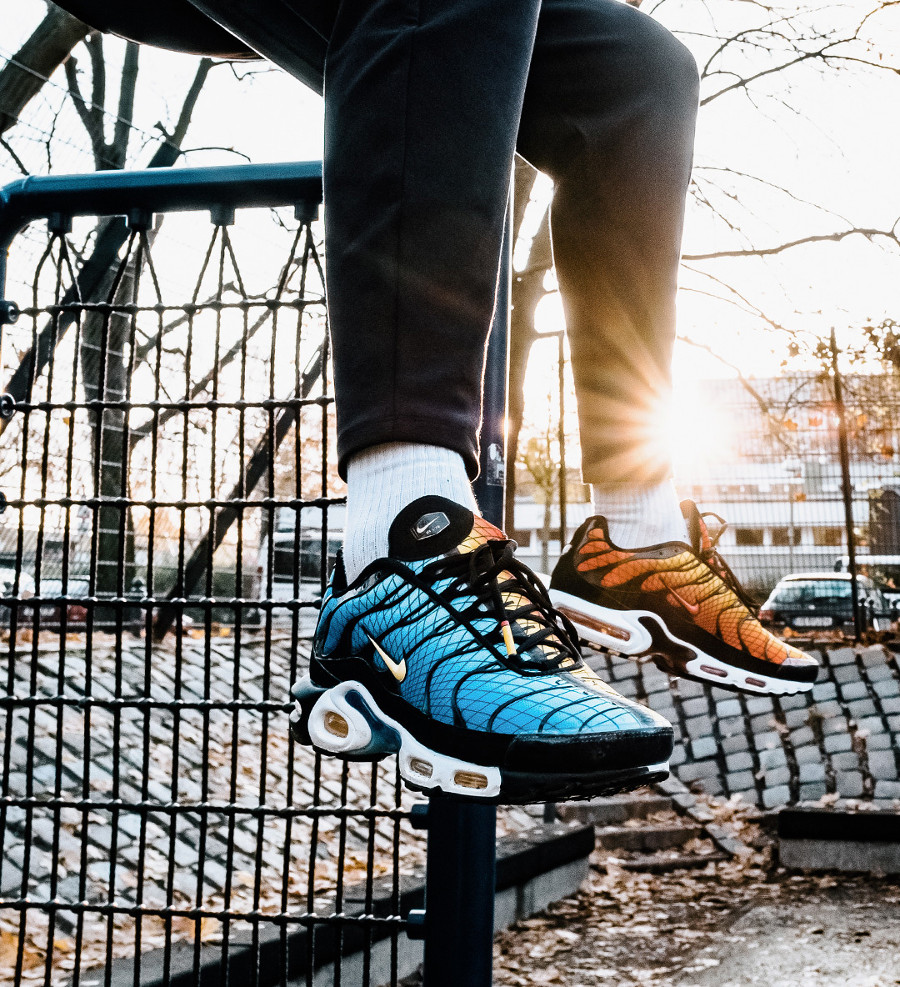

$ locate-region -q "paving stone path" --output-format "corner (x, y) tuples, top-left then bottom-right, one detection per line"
(589, 642), (900, 810)
(2, 631), (897, 979)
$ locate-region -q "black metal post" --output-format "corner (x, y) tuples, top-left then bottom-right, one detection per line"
(557, 330), (567, 553)
(418, 200), (511, 987)
(420, 798), (498, 985)
(474, 219), (511, 527)
(831, 328), (861, 641)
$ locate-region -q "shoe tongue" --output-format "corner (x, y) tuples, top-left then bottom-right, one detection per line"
(681, 499), (710, 554)
(388, 496), (504, 561)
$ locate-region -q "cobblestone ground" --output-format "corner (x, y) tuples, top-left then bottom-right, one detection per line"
(591, 642), (900, 810)
(3, 632), (898, 980)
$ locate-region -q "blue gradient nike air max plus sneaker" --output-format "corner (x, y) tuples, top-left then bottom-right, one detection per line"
(290, 496), (673, 804)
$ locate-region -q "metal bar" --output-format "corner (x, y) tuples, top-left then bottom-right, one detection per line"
(420, 198), (512, 987)
(0, 160), (323, 250)
(557, 330), (566, 554)
(0, 161), (322, 322)
(831, 328), (861, 640)
(421, 799), (497, 986)
(473, 226), (510, 526)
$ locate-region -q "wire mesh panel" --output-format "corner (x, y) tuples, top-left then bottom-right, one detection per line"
(0, 172), (430, 986)
(674, 372), (900, 607)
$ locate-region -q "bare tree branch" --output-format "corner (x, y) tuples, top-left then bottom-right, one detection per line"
(684, 223), (900, 260)
(158, 58), (213, 146)
(0, 134), (28, 175)
(63, 51), (96, 143)
(111, 43), (140, 163)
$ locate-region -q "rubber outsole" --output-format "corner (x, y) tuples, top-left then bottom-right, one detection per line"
(289, 676), (669, 805)
(550, 589), (817, 696)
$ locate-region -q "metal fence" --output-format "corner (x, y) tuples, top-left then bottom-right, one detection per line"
(670, 362), (900, 621)
(514, 330), (900, 626)
(0, 162), (453, 986)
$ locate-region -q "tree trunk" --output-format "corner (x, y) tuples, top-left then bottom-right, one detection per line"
(0, 6), (89, 135)
(79, 240), (143, 600)
(541, 493), (552, 573)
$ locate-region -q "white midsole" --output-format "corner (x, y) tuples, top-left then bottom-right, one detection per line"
(549, 589), (815, 696)
(551, 589), (656, 655)
(298, 678), (503, 799)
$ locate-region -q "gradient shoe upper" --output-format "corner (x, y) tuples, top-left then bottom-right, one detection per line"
(312, 496), (671, 755)
(551, 500), (819, 681)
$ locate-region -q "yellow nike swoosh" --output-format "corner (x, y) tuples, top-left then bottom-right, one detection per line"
(365, 631), (407, 683)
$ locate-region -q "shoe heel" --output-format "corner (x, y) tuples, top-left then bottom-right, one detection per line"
(291, 677), (401, 762)
(289, 675), (326, 746)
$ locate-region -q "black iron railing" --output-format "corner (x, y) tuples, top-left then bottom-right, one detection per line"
(0, 161), (431, 987)
(0, 158), (526, 987)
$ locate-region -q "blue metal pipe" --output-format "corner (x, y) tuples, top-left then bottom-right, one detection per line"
(0, 160), (323, 304)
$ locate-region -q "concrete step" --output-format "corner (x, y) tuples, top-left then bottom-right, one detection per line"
(778, 806), (900, 874)
(557, 792), (673, 826)
(602, 850), (730, 873)
(596, 822), (704, 853)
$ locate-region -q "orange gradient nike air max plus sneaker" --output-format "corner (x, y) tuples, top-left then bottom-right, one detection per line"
(549, 501), (819, 695)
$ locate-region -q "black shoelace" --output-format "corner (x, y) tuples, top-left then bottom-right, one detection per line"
(694, 510), (760, 613)
(425, 540), (582, 675)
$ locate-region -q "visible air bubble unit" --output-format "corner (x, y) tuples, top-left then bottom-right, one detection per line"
(298, 679), (503, 798)
(453, 771), (489, 791)
(306, 688), (375, 756)
(548, 590), (655, 655)
(407, 757), (433, 779)
(324, 711), (349, 738)
(700, 664), (728, 678)
(555, 604), (632, 643)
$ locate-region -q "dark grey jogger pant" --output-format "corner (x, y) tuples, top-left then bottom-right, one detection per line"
(191, 0), (700, 485)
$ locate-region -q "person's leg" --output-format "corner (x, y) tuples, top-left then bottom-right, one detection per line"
(518, 0), (698, 548)
(324, 0), (540, 478)
(323, 0), (546, 576)
(242, 0), (671, 799)
(523, 2), (816, 694)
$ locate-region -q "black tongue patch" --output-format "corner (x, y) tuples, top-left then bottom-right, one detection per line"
(388, 496), (474, 561)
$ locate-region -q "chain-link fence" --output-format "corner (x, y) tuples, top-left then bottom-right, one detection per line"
(0, 163), (427, 986)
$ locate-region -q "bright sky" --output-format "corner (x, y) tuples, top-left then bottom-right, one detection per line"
(2, 0), (899, 476)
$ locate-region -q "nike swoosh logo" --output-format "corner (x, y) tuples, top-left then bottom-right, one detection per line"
(662, 580), (700, 615)
(365, 631), (407, 682)
(412, 511), (450, 540)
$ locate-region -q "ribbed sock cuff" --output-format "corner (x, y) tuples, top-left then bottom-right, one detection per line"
(343, 442), (477, 581)
(591, 479), (686, 548)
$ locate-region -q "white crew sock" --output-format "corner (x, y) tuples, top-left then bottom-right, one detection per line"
(343, 442), (478, 581)
(591, 478), (687, 549)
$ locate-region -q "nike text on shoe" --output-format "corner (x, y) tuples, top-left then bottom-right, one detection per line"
(289, 496), (673, 804)
(549, 501), (819, 696)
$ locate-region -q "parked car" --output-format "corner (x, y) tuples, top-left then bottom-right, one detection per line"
(759, 572), (895, 634)
(0, 567), (35, 628)
(36, 577), (91, 630)
(833, 554), (900, 610)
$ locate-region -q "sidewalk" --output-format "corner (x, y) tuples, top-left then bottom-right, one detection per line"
(491, 810), (900, 987)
